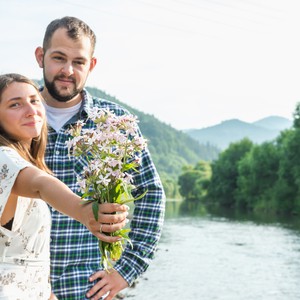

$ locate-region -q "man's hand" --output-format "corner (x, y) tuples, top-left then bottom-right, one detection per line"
(81, 203), (129, 242)
(86, 269), (129, 300)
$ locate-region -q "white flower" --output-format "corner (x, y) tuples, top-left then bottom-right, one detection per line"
(66, 108), (148, 271)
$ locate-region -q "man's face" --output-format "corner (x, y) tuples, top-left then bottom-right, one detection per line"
(41, 28), (96, 104)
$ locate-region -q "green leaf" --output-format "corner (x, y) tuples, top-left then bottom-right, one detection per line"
(109, 182), (123, 203)
(92, 201), (99, 221)
(117, 189), (148, 204)
(122, 162), (138, 172)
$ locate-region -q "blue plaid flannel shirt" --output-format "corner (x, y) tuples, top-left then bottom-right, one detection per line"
(45, 89), (165, 299)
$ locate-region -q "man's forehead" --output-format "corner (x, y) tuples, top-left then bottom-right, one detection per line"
(48, 28), (93, 57)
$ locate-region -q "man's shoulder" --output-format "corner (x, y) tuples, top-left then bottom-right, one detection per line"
(90, 96), (130, 116)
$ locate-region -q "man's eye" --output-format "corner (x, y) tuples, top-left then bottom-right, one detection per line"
(54, 56), (64, 61)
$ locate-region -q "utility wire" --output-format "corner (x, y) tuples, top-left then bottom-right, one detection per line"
(58, 0), (216, 37)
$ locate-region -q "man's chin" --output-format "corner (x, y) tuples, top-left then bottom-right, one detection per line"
(55, 96), (75, 103)
(53, 90), (79, 102)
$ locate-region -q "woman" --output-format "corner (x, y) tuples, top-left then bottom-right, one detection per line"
(0, 73), (128, 299)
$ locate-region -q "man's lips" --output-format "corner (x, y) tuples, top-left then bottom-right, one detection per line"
(56, 77), (75, 84)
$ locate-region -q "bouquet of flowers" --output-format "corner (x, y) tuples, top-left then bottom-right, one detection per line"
(66, 108), (147, 270)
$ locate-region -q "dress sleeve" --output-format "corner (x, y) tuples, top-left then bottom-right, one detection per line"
(0, 147), (31, 217)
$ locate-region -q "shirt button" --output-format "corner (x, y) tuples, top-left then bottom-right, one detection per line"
(55, 151), (60, 155)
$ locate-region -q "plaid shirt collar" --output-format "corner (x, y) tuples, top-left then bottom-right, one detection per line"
(40, 86), (96, 127)
(79, 89), (94, 118)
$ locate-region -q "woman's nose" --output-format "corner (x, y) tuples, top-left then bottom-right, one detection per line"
(25, 103), (37, 116)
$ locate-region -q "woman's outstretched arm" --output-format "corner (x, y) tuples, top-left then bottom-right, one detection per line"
(11, 165), (129, 242)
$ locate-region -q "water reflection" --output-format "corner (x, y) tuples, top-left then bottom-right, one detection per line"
(165, 199), (300, 233)
(165, 199), (206, 218)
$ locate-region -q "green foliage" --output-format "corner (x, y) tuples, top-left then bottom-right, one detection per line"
(235, 142), (279, 211)
(178, 161), (211, 200)
(159, 172), (181, 199)
(293, 102), (300, 129)
(207, 138), (253, 207)
(203, 102), (300, 216)
(274, 128), (300, 213)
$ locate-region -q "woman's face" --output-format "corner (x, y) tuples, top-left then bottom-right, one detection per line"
(0, 82), (45, 145)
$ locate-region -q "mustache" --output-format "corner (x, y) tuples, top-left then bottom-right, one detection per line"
(54, 75), (76, 83)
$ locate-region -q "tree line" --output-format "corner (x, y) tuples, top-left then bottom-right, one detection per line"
(179, 104), (300, 216)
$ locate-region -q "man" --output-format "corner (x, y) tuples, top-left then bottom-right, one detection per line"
(35, 16), (165, 300)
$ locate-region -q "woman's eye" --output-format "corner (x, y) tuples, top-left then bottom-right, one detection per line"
(9, 103), (20, 108)
(31, 99), (40, 104)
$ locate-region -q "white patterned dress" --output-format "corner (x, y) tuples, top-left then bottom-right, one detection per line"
(0, 147), (51, 299)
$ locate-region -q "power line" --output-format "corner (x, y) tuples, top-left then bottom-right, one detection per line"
(128, 0), (266, 33)
(58, 0), (215, 37)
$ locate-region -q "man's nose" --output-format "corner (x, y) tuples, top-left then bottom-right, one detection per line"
(61, 62), (74, 76)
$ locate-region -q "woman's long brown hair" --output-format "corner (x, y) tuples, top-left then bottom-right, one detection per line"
(0, 73), (51, 173)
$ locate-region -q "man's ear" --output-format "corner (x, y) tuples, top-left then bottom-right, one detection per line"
(89, 57), (97, 73)
(35, 47), (44, 68)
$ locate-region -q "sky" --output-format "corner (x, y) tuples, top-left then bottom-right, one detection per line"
(1, 0), (300, 130)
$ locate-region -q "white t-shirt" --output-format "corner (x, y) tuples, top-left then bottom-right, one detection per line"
(44, 102), (81, 132)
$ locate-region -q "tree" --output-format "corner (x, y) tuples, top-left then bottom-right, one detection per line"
(293, 102), (300, 129)
(207, 138), (253, 207)
(236, 142), (279, 212)
(178, 161), (211, 200)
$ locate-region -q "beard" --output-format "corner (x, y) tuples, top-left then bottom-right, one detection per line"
(43, 71), (82, 102)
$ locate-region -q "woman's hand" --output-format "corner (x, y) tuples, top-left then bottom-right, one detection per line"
(81, 203), (129, 242)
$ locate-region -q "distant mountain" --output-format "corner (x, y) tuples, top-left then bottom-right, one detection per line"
(184, 116), (293, 150)
(252, 116), (292, 130)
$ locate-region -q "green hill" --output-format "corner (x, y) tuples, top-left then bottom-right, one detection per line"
(86, 87), (220, 198)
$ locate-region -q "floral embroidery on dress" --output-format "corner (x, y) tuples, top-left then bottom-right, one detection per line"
(0, 164), (9, 194)
(0, 272), (16, 285)
(38, 225), (45, 234)
(0, 164), (9, 179)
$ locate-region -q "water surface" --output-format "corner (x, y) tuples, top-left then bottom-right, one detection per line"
(122, 200), (300, 300)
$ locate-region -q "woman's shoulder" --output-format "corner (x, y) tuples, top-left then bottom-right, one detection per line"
(0, 146), (31, 169)
(0, 146), (21, 159)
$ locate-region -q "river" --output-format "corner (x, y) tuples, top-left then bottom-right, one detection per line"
(120, 200), (300, 300)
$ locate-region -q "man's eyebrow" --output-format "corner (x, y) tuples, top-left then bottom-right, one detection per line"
(50, 50), (66, 56)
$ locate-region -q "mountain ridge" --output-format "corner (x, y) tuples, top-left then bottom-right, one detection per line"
(184, 116), (292, 149)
